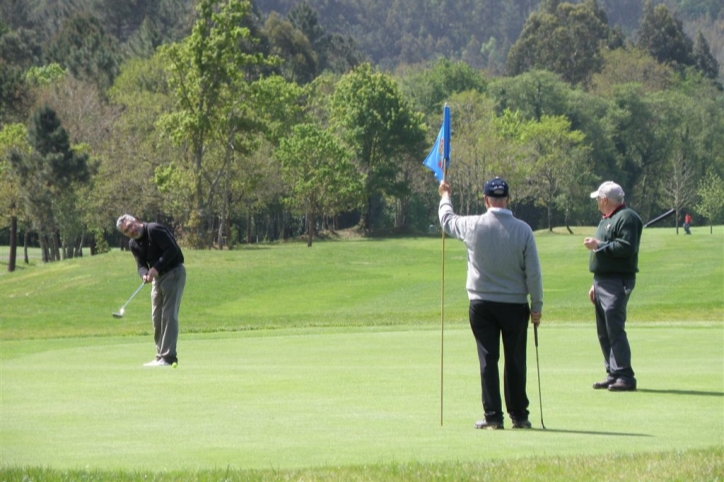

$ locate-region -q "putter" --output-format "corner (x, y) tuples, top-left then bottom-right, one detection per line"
(534, 324), (546, 429)
(112, 281), (146, 318)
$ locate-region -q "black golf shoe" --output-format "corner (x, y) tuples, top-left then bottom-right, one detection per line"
(608, 379), (637, 391)
(511, 419), (532, 429)
(474, 419), (504, 430)
(592, 376), (616, 389)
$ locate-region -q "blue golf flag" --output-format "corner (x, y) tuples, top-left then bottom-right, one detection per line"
(423, 104), (451, 181)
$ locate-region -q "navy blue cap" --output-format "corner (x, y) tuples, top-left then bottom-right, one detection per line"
(483, 177), (509, 198)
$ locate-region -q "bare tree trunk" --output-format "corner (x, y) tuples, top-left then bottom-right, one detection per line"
(39, 234), (49, 263)
(547, 201), (553, 232)
(218, 179), (229, 250)
(675, 209), (680, 235)
(24, 230), (29, 264)
(8, 215), (17, 272)
(246, 207), (253, 244)
(76, 232), (85, 257)
(307, 208), (315, 247)
(52, 232), (61, 261)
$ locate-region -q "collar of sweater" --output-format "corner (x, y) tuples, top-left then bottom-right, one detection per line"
(487, 207), (512, 215)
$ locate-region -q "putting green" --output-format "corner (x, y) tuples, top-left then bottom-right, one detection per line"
(1, 323), (722, 470)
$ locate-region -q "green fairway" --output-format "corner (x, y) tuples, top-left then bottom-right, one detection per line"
(1, 227), (723, 479)
(2, 324), (722, 470)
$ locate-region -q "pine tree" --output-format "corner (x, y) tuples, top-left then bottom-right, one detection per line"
(636, 1), (694, 72)
(693, 32), (720, 82)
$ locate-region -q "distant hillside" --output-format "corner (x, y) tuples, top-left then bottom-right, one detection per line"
(256, 0), (723, 76)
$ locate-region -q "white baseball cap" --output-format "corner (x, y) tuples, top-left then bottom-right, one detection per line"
(590, 181), (625, 202)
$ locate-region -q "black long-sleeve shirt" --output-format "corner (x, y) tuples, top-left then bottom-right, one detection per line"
(129, 222), (184, 279)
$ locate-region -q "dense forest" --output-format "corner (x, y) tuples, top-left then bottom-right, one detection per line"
(1, 0), (723, 268)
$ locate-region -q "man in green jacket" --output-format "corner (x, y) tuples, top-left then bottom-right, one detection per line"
(583, 181), (642, 392)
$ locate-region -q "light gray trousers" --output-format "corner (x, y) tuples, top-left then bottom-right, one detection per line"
(151, 264), (186, 362)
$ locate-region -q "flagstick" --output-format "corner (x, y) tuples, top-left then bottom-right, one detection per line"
(440, 218), (445, 427)
(440, 169), (447, 428)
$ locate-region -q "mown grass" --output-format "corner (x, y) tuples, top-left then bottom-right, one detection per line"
(1, 227), (722, 481)
(1, 225), (722, 341)
(2, 447), (722, 481)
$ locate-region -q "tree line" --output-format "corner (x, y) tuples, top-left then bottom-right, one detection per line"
(1, 0), (723, 271)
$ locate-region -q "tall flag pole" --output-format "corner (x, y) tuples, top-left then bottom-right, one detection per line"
(423, 104), (450, 427)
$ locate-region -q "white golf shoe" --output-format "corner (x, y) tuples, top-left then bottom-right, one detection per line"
(143, 358), (171, 367)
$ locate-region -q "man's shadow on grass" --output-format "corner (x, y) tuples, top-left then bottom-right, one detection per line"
(535, 428), (652, 437)
(636, 388), (723, 397)
(532, 389), (724, 436)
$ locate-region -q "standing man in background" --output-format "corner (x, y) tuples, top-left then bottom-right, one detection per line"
(117, 214), (186, 367)
(583, 182), (642, 391)
(439, 177), (543, 430)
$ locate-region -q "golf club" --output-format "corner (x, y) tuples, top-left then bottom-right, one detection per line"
(534, 323), (546, 429)
(112, 281), (146, 318)
(644, 208), (675, 228)
(594, 241), (611, 252)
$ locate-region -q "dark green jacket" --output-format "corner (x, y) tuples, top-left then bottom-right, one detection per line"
(589, 205), (643, 278)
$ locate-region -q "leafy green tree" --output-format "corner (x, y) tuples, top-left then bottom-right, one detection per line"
(44, 13), (122, 92)
(287, 2), (325, 47)
(9, 105), (92, 262)
(0, 61), (31, 124)
(488, 70), (570, 122)
(212, 75), (304, 248)
(397, 58), (487, 117)
(275, 123), (362, 246)
(604, 85), (675, 218)
(286, 1), (363, 75)
(33, 73), (125, 254)
(692, 31), (720, 83)
(330, 63), (426, 231)
(0, 0), (35, 30)
(123, 17), (165, 59)
(589, 47), (676, 96)
(0, 123), (29, 272)
(93, 0), (158, 42)
(0, 27), (42, 67)
(25, 63), (67, 86)
(519, 115), (591, 231)
(636, 1), (694, 73)
(507, 0), (612, 86)
(104, 54), (178, 235)
(695, 169), (724, 233)
(159, 0), (277, 245)
(442, 91), (498, 215)
(263, 12), (318, 84)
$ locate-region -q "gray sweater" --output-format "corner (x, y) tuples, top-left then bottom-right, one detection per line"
(439, 196), (543, 312)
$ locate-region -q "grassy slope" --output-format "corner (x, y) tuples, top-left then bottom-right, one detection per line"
(1, 227), (722, 480)
(1, 225), (722, 340)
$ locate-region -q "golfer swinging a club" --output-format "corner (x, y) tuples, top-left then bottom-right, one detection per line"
(439, 177), (543, 430)
(117, 214), (186, 367)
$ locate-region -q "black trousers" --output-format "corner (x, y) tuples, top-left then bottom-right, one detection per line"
(469, 300), (530, 423)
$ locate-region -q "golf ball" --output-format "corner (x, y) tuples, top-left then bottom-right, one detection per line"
(172, 362), (178, 368)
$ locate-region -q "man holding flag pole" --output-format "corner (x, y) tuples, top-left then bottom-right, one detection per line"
(425, 105), (543, 430)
